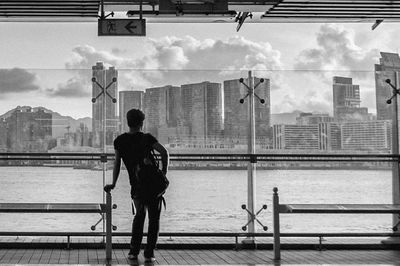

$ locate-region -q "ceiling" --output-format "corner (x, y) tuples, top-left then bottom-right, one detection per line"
(0, 0), (399, 23)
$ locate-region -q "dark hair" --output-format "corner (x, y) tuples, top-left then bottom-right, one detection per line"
(126, 109), (145, 128)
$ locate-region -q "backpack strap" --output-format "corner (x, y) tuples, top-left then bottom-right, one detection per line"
(143, 134), (159, 168)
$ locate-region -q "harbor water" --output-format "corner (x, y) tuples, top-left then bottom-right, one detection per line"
(0, 167), (392, 233)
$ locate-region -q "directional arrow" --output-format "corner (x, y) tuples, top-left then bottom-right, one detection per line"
(125, 21), (138, 33)
(98, 19), (146, 36)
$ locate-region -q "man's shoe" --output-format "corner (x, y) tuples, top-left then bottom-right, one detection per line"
(144, 256), (156, 263)
(127, 251), (138, 260)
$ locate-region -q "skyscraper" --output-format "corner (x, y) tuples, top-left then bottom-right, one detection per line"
(181, 81), (223, 139)
(144, 85), (182, 143)
(332, 76), (368, 122)
(92, 62), (118, 148)
(119, 90), (144, 133)
(375, 52), (400, 121)
(224, 77), (270, 140)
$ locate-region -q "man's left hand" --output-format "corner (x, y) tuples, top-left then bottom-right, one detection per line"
(104, 184), (115, 193)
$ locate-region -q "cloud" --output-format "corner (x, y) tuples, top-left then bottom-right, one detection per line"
(64, 36), (283, 90)
(46, 77), (90, 98)
(284, 24), (382, 114)
(294, 24), (380, 72)
(0, 68), (40, 94)
(273, 88), (332, 114)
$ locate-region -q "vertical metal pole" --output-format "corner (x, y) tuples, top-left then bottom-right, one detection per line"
(273, 187), (281, 260)
(393, 71), (400, 230)
(100, 0), (105, 19)
(247, 70), (256, 241)
(102, 69), (107, 239)
(106, 192), (112, 261)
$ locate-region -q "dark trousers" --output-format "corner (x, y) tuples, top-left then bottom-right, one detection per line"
(130, 198), (162, 257)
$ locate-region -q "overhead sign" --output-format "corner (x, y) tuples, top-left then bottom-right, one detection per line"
(98, 19), (146, 36)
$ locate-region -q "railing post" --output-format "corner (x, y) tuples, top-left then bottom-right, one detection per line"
(393, 71), (400, 234)
(273, 187), (281, 260)
(246, 71), (257, 243)
(106, 192), (112, 261)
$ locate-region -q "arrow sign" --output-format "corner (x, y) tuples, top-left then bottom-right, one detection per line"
(98, 19), (146, 36)
(124, 21), (138, 33)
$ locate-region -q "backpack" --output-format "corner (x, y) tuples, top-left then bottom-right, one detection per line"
(135, 134), (169, 202)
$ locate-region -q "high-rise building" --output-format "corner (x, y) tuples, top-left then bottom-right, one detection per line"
(181, 81), (223, 139)
(273, 122), (340, 150)
(6, 107), (52, 152)
(332, 76), (369, 122)
(224, 77), (270, 140)
(375, 52), (400, 121)
(119, 90), (144, 133)
(144, 85), (182, 143)
(92, 62), (118, 148)
(341, 120), (392, 151)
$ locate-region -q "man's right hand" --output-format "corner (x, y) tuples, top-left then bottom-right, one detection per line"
(104, 184), (115, 193)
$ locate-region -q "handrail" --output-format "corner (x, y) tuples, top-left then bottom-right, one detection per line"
(0, 231), (397, 237)
(1, 231), (394, 250)
(0, 152), (398, 162)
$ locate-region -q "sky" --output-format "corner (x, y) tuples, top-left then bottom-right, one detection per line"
(0, 21), (399, 119)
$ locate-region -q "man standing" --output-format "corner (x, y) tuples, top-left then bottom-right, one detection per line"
(104, 109), (169, 263)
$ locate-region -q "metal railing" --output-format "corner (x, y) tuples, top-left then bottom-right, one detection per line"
(0, 152), (398, 249)
(0, 231), (398, 250)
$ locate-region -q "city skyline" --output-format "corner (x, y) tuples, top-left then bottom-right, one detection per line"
(0, 23), (399, 119)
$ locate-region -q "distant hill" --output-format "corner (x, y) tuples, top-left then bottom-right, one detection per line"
(0, 106), (92, 138)
(271, 110), (303, 125)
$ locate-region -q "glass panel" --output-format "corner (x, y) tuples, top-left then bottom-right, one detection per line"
(0, 66), (397, 233)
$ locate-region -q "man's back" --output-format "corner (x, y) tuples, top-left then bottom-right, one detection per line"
(113, 132), (157, 198)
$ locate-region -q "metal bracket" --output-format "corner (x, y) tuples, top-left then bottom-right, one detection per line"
(386, 79), (400, 105)
(91, 77), (118, 104)
(372, 19), (383, 31)
(239, 77), (265, 104)
(91, 204), (118, 231)
(99, 0), (115, 20)
(241, 204), (268, 231)
(235, 12), (252, 32)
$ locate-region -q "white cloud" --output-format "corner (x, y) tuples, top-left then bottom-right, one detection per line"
(283, 24), (382, 114)
(294, 24), (380, 72)
(64, 35), (283, 90)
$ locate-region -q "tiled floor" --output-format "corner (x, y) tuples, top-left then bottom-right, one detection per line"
(0, 248), (400, 265)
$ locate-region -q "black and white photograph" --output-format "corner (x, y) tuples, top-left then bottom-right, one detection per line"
(1, 0), (400, 265)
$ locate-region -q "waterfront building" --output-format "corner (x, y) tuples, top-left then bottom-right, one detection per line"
(6, 107), (52, 152)
(296, 113), (334, 125)
(273, 124), (320, 150)
(224, 78), (270, 140)
(92, 62), (118, 148)
(144, 85), (182, 143)
(319, 122), (342, 150)
(181, 81), (223, 139)
(333, 76), (369, 122)
(375, 52), (400, 121)
(273, 123), (341, 150)
(341, 120), (392, 151)
(119, 90), (144, 133)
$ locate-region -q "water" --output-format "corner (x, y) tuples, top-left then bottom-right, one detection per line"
(0, 167), (393, 233)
